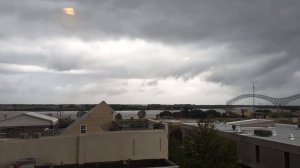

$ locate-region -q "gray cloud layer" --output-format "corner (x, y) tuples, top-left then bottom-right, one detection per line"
(0, 0), (300, 103)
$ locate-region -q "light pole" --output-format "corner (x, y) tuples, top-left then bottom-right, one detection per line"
(251, 82), (257, 117)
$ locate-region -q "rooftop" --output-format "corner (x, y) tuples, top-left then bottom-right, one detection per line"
(25, 112), (58, 123)
(0, 112), (58, 127)
(226, 119), (273, 126)
(182, 120), (300, 147)
(36, 159), (178, 168)
(216, 123), (300, 147)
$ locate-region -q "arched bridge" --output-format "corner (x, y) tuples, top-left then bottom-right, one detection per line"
(226, 94), (300, 106)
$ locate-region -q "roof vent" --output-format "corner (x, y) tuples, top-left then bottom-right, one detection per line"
(289, 134), (295, 140)
(254, 129), (272, 137)
(237, 127), (242, 133)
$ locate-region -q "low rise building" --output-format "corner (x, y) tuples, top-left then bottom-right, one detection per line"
(0, 101), (177, 168)
(0, 112), (58, 138)
(182, 119), (300, 168)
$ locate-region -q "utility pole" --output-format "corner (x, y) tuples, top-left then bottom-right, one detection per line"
(251, 82), (257, 117)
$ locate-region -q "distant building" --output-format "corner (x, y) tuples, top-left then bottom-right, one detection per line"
(0, 112), (58, 138)
(62, 101), (114, 135)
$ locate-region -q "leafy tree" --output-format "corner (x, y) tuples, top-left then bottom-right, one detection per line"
(183, 121), (237, 168)
(169, 134), (185, 166)
(115, 113), (123, 121)
(158, 111), (174, 118)
(137, 110), (146, 119)
(169, 121), (238, 168)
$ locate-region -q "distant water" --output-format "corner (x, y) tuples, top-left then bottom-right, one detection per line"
(117, 109), (227, 119)
(0, 108), (226, 121)
(115, 110), (181, 119)
(0, 110), (176, 120)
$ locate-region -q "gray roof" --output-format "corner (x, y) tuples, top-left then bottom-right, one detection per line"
(0, 112), (58, 127)
(216, 123), (300, 147)
(226, 119), (273, 126)
(182, 121), (300, 147)
(25, 112), (58, 123)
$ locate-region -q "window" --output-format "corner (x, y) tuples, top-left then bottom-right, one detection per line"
(255, 145), (260, 163)
(80, 125), (87, 134)
(284, 152), (290, 168)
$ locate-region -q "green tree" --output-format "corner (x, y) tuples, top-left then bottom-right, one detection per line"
(183, 121), (237, 168)
(169, 121), (238, 168)
(137, 110), (146, 119)
(115, 113), (123, 121)
(169, 128), (185, 166)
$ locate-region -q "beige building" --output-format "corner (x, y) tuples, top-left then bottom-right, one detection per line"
(62, 101), (114, 135)
(0, 127), (169, 167)
(0, 101), (177, 167)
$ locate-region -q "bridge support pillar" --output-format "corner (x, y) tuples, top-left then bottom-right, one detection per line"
(226, 106), (231, 114)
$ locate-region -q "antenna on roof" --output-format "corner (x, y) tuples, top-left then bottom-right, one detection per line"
(251, 81), (257, 116)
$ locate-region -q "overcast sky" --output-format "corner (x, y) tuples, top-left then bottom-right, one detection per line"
(0, 0), (300, 104)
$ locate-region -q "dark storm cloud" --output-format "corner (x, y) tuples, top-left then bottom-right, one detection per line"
(0, 0), (300, 103)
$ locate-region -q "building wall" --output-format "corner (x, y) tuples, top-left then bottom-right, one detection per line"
(228, 133), (300, 168)
(237, 142), (256, 167)
(0, 129), (168, 167)
(0, 136), (78, 166)
(181, 123), (300, 168)
(290, 153), (300, 168)
(62, 101), (114, 136)
(242, 121), (274, 127)
(259, 146), (284, 168)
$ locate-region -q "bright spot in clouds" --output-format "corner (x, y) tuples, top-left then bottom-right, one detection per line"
(1, 0), (300, 104)
(63, 8), (75, 15)
(184, 57), (191, 61)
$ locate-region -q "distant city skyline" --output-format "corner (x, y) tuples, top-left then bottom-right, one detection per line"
(0, 0), (300, 104)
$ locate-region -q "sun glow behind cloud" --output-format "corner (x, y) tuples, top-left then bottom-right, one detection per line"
(63, 8), (75, 15)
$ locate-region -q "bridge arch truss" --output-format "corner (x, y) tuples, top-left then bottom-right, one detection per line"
(226, 94), (300, 106)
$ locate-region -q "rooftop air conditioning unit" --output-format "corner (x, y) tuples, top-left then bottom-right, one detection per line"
(14, 158), (35, 168)
(254, 129), (272, 137)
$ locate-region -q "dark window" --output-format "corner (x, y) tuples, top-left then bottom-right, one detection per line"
(284, 152), (290, 168)
(255, 145), (260, 163)
(80, 125), (86, 134)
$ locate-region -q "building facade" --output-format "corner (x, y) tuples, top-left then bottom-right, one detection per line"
(62, 101), (114, 136)
(182, 120), (300, 168)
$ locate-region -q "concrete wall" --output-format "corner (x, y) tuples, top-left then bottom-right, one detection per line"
(0, 129), (168, 167)
(259, 146), (283, 168)
(237, 142), (256, 167)
(290, 153), (300, 168)
(241, 121), (274, 127)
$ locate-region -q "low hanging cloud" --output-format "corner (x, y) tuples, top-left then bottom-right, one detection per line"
(0, 0), (300, 104)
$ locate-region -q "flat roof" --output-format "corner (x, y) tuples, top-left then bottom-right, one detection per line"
(226, 119), (273, 126)
(182, 122), (300, 147)
(25, 112), (58, 123)
(217, 123), (300, 147)
(36, 159), (178, 168)
(0, 112), (58, 127)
